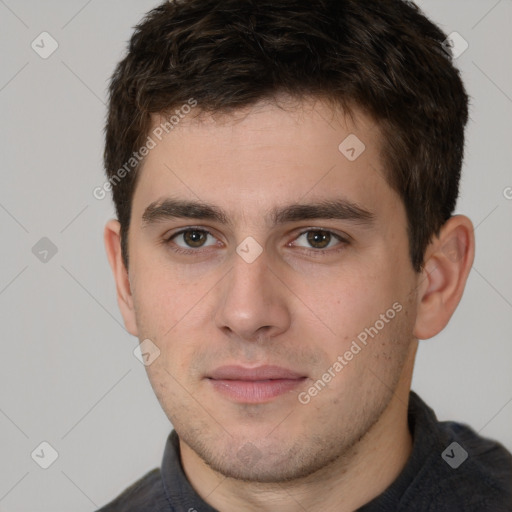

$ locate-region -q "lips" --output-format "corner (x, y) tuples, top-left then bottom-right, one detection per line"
(208, 365), (305, 381)
(206, 365), (307, 403)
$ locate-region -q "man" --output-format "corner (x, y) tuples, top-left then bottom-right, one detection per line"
(99, 0), (512, 510)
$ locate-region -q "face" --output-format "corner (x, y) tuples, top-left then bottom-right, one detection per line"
(124, 98), (420, 482)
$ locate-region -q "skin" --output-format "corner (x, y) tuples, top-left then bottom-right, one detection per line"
(104, 97), (475, 512)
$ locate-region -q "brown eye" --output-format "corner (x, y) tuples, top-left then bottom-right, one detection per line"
(182, 230), (208, 247)
(170, 229), (217, 250)
(291, 229), (347, 253)
(306, 230), (332, 249)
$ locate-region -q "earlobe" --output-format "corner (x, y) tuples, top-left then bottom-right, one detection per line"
(413, 215), (475, 340)
(103, 219), (139, 337)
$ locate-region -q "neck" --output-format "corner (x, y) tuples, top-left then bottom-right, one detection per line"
(181, 347), (416, 512)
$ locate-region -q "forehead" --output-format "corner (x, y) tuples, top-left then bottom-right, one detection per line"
(131, 97), (398, 226)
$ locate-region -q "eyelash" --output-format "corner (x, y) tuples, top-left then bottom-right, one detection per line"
(164, 227), (349, 256)
(291, 229), (349, 256)
(164, 228), (219, 255)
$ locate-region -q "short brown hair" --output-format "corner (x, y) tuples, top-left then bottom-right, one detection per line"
(104, 0), (469, 272)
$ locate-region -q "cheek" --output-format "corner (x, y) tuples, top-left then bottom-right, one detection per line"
(294, 261), (414, 386)
(293, 265), (398, 343)
(131, 259), (210, 336)
(130, 263), (217, 373)
(308, 297), (415, 409)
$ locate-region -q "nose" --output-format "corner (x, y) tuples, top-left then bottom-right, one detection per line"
(214, 248), (291, 342)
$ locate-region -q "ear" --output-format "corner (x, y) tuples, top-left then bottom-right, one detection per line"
(104, 219), (139, 337)
(413, 215), (475, 340)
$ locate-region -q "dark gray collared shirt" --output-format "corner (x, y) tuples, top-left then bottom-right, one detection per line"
(96, 392), (512, 511)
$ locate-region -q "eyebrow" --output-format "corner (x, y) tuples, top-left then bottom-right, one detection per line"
(141, 197), (375, 228)
(142, 199), (229, 227)
(270, 200), (374, 226)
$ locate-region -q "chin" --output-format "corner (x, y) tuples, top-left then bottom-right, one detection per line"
(190, 432), (345, 484)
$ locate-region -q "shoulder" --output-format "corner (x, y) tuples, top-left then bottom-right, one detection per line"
(441, 421), (512, 504)
(96, 468), (168, 512)
(406, 418), (512, 511)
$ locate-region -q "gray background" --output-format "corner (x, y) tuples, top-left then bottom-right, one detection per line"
(0, 1), (511, 510)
